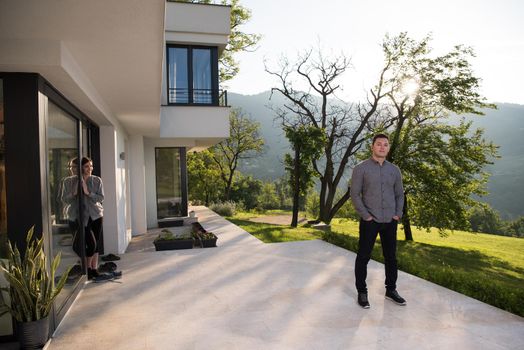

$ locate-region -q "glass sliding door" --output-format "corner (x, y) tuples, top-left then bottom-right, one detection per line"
(192, 48), (212, 104)
(0, 79), (6, 257)
(155, 148), (183, 218)
(0, 78), (12, 338)
(167, 45), (217, 105)
(167, 47), (188, 104)
(47, 100), (81, 311)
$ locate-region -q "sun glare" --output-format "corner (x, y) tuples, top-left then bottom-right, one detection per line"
(401, 79), (419, 98)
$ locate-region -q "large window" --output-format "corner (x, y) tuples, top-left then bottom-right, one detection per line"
(155, 148), (187, 218)
(167, 45), (218, 105)
(0, 79), (5, 259)
(0, 80), (8, 338)
(47, 100), (81, 311)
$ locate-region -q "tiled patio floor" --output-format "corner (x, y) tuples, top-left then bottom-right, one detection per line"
(47, 206), (524, 349)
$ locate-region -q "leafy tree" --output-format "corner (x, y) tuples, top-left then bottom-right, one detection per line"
(257, 182), (280, 210)
(268, 33), (498, 241)
(284, 125), (326, 227)
(305, 189), (320, 219)
(179, 0), (260, 81)
(468, 204), (505, 235)
(274, 175), (293, 209)
(507, 216), (524, 238)
(187, 150), (223, 206)
(229, 174), (262, 210)
(374, 33), (498, 239)
(211, 108), (265, 200)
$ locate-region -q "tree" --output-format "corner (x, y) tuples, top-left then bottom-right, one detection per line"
(257, 182), (280, 210)
(268, 33), (497, 240)
(507, 216), (524, 238)
(284, 125), (326, 227)
(274, 175), (293, 209)
(180, 0), (260, 81)
(187, 149), (223, 206)
(211, 109), (264, 200)
(374, 33), (498, 239)
(468, 204), (505, 235)
(267, 47), (391, 224)
(229, 174), (262, 210)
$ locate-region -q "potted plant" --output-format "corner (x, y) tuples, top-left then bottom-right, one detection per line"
(153, 229), (194, 251)
(191, 223), (218, 248)
(199, 231), (218, 248)
(0, 226), (71, 349)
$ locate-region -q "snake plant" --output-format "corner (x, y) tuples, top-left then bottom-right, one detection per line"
(0, 226), (72, 322)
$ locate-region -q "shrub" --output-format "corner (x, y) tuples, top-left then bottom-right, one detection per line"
(210, 201), (237, 216)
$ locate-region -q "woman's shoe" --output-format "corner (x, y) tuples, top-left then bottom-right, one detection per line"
(101, 253), (120, 261)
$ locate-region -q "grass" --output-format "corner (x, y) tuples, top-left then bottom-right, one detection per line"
(229, 212), (524, 317)
(227, 218), (321, 242)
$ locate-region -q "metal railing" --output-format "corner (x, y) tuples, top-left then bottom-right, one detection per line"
(167, 88), (228, 106)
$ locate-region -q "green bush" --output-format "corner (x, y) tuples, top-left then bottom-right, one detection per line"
(210, 201), (238, 217)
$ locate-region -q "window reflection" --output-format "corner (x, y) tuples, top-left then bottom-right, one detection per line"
(0, 78), (10, 338)
(0, 79), (6, 259)
(47, 101), (81, 310)
(155, 148), (182, 218)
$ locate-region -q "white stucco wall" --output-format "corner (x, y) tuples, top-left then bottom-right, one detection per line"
(160, 106), (229, 139)
(165, 2), (230, 50)
(129, 134), (147, 235)
(100, 125), (130, 254)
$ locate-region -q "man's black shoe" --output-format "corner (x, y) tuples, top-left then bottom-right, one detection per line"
(358, 293), (370, 309)
(385, 290), (406, 305)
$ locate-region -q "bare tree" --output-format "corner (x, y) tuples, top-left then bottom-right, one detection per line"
(266, 48), (395, 223)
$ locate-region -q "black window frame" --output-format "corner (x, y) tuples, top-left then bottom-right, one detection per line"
(154, 147), (188, 219)
(166, 44), (219, 106)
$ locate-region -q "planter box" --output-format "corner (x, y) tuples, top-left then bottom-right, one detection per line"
(201, 237), (217, 248)
(154, 239), (194, 251)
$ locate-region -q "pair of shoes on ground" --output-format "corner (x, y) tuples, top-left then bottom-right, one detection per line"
(358, 290), (406, 309)
(88, 268), (122, 282)
(99, 261), (117, 273)
(101, 253), (121, 262)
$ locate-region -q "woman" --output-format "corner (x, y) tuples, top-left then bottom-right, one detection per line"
(61, 157), (106, 279)
(79, 157), (105, 279)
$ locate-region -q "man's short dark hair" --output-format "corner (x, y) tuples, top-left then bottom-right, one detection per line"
(372, 133), (389, 145)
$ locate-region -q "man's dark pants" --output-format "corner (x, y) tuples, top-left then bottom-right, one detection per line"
(355, 219), (398, 293)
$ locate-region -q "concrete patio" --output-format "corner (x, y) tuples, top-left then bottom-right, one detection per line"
(47, 206), (524, 349)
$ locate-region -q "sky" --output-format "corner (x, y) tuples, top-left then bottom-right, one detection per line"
(226, 0), (524, 105)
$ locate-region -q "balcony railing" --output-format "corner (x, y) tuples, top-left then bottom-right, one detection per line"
(167, 88), (228, 106)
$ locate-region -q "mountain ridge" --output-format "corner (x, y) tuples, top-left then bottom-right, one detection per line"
(228, 91), (524, 220)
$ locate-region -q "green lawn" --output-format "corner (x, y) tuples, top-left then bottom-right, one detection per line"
(227, 218), (321, 242)
(229, 213), (524, 317)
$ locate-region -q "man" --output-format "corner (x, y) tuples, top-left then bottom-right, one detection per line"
(350, 133), (406, 308)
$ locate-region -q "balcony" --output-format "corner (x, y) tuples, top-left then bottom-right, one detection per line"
(160, 91), (230, 147)
(167, 88), (228, 106)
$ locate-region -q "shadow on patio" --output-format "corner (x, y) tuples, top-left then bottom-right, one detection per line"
(47, 206), (524, 349)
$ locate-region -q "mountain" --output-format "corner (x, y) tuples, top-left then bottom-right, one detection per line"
(228, 92), (524, 220)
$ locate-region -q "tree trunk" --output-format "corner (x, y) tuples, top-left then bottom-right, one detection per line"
(402, 193), (414, 241)
(291, 148), (300, 228)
